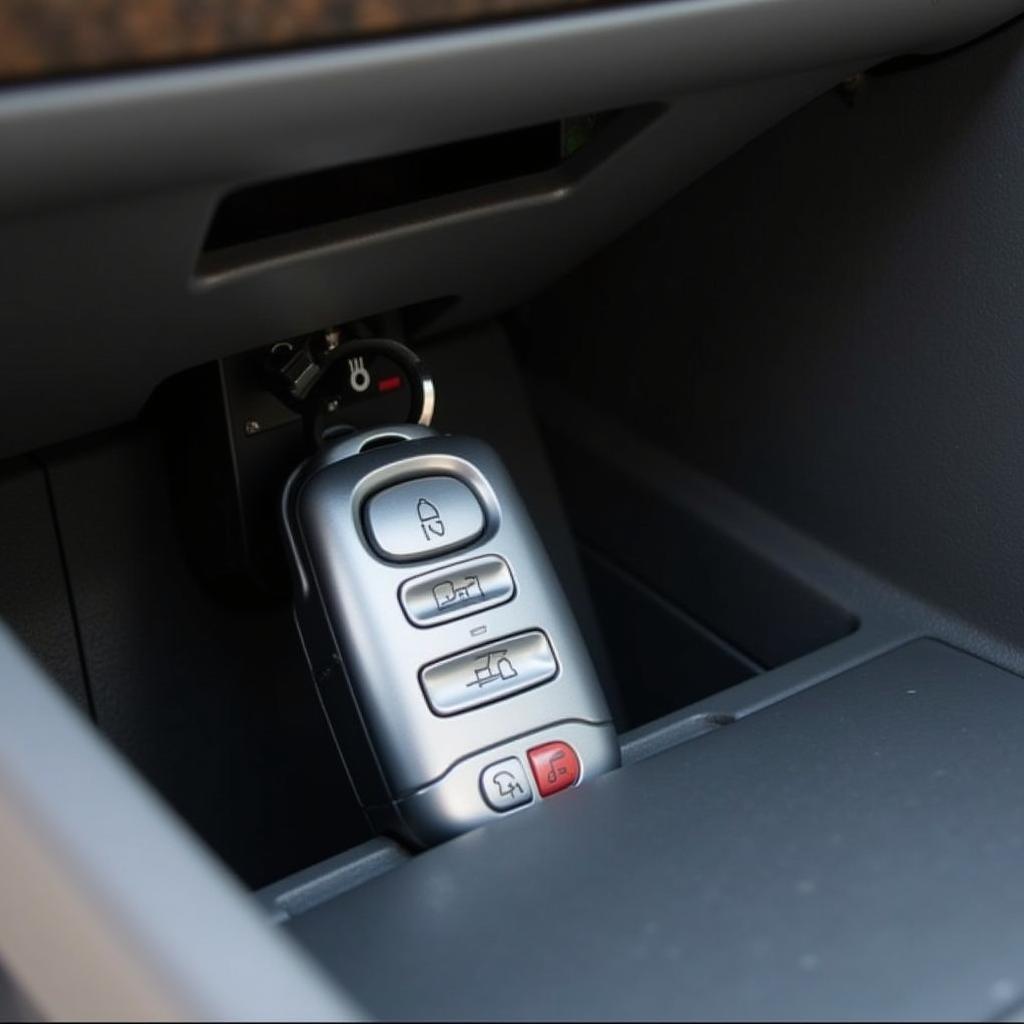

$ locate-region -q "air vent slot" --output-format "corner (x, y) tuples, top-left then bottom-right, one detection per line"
(197, 108), (658, 277)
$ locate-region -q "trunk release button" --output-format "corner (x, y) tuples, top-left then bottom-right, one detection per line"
(528, 741), (581, 797)
(420, 630), (557, 716)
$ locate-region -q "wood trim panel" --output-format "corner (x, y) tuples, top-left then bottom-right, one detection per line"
(0, 0), (629, 84)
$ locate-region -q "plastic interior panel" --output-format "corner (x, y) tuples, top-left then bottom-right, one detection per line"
(540, 414), (861, 670)
(0, 0), (1021, 456)
(0, 461), (89, 712)
(0, 624), (359, 1021)
(0, 69), (842, 459)
(286, 639), (1024, 1021)
(530, 380), (1024, 684)
(580, 545), (762, 729)
(41, 426), (372, 888)
(530, 382), (1024, 763)
(258, 838), (410, 925)
(519, 13), (1024, 678)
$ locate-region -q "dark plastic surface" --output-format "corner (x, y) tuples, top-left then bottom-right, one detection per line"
(201, 119), (567, 256)
(581, 546), (760, 729)
(258, 838), (409, 925)
(14, 0), (1016, 456)
(522, 14), (1024, 675)
(425, 324), (620, 721)
(0, 461), (89, 711)
(42, 428), (370, 888)
(287, 640), (1024, 1020)
(0, 58), (843, 460)
(534, 389), (859, 672)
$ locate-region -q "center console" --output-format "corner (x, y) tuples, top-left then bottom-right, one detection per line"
(280, 639), (1024, 1020)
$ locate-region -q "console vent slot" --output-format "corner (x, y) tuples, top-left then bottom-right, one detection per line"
(197, 108), (657, 276)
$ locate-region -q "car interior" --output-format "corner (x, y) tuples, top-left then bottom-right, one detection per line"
(3, 0), (1024, 1019)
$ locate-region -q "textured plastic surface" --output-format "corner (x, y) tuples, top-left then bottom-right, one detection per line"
(287, 640), (1024, 1021)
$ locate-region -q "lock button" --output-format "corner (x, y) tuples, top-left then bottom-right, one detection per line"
(528, 741), (581, 797)
(480, 757), (533, 813)
(400, 555), (515, 627)
(363, 475), (485, 562)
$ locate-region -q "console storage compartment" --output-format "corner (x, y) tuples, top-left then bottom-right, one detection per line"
(283, 640), (1024, 1021)
(531, 383), (859, 730)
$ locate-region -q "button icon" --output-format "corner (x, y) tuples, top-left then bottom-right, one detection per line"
(398, 556), (514, 628)
(417, 497), (446, 541)
(528, 741), (581, 797)
(364, 476), (484, 563)
(348, 356), (370, 393)
(470, 649), (517, 688)
(432, 573), (484, 611)
(420, 630), (556, 716)
(480, 757), (533, 812)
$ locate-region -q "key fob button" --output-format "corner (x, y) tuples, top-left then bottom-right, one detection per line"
(400, 555), (515, 627)
(420, 631), (557, 716)
(528, 741), (581, 797)
(480, 757), (533, 812)
(364, 476), (484, 562)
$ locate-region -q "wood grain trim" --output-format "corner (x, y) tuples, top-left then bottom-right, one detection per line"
(0, 0), (626, 84)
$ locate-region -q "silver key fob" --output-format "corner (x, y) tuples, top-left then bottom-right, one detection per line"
(283, 425), (619, 847)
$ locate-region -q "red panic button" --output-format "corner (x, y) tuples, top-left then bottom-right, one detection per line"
(528, 741), (581, 797)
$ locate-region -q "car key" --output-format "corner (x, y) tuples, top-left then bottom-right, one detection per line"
(282, 424), (619, 846)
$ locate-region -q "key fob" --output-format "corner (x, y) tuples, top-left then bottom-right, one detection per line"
(282, 424), (619, 847)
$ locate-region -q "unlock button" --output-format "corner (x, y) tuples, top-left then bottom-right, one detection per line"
(364, 475), (485, 562)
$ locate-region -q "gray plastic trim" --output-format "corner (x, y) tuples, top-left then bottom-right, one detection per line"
(0, 623), (362, 1022)
(0, 0), (1019, 457)
(284, 640), (1024, 1021)
(259, 838), (410, 926)
(535, 381), (1024, 754)
(1, 0), (1018, 208)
